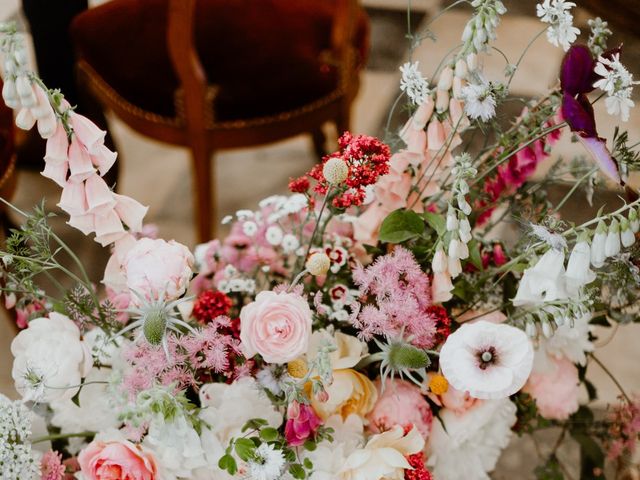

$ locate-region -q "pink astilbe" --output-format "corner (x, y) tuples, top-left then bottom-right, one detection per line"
(40, 450), (65, 480)
(181, 319), (241, 373)
(606, 395), (640, 461)
(352, 247), (438, 348)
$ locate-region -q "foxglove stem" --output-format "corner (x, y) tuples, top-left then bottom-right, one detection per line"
(589, 353), (631, 403)
(552, 166), (598, 213)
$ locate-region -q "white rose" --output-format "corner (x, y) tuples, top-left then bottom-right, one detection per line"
(11, 313), (92, 402)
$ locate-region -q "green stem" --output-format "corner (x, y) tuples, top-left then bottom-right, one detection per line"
(32, 431), (96, 444)
(552, 167), (598, 213)
(506, 28), (547, 89)
(589, 353), (631, 403)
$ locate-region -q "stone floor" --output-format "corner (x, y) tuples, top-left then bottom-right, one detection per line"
(1, 1), (640, 477)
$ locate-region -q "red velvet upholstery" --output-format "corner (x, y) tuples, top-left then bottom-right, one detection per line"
(70, 0), (369, 121)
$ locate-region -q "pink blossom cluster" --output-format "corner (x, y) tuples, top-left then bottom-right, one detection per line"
(476, 111), (563, 226)
(606, 396), (640, 461)
(38, 104), (148, 246)
(121, 319), (240, 398)
(352, 247), (438, 348)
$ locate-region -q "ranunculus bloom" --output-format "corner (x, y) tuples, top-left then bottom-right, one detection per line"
(122, 238), (194, 302)
(78, 437), (157, 480)
(285, 401), (322, 446)
(523, 355), (580, 420)
(439, 321), (534, 399)
(240, 290), (313, 364)
(338, 425), (424, 480)
(11, 312), (92, 402)
(310, 369), (377, 421)
(367, 378), (433, 440)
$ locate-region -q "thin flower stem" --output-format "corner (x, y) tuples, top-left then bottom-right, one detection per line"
(589, 353), (631, 403)
(32, 431), (96, 444)
(506, 28), (547, 89)
(552, 167), (598, 213)
(294, 187), (332, 278)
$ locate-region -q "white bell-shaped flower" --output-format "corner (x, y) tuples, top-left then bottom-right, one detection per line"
(620, 219), (636, 248)
(565, 240), (596, 297)
(513, 248), (567, 306)
(590, 221), (607, 268)
(604, 219), (621, 257)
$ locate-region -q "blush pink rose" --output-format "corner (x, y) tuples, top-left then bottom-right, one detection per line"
(122, 238), (194, 303)
(367, 378), (433, 440)
(239, 290), (312, 364)
(78, 439), (157, 480)
(523, 356), (580, 420)
(284, 400), (322, 446)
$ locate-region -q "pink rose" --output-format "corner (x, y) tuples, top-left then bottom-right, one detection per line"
(368, 378), (433, 440)
(284, 401), (322, 446)
(523, 356), (580, 420)
(240, 290), (312, 363)
(121, 238), (194, 302)
(78, 439), (157, 480)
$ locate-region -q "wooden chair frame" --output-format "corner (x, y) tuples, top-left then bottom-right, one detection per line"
(76, 0), (362, 242)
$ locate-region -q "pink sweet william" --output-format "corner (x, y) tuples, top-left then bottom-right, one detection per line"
(78, 439), (157, 480)
(284, 400), (322, 446)
(239, 290), (312, 364)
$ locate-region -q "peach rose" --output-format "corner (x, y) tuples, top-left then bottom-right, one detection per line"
(310, 369), (377, 420)
(240, 290), (312, 364)
(78, 438), (157, 480)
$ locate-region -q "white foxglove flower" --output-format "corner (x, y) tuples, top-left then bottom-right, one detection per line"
(513, 249), (567, 306)
(590, 221), (607, 268)
(629, 208), (639, 233)
(449, 238), (469, 260)
(448, 255), (462, 278)
(439, 321), (534, 399)
(604, 219), (621, 257)
(432, 247), (448, 273)
(620, 220), (636, 248)
(565, 240), (596, 297)
(399, 61), (431, 106)
(446, 209), (459, 231)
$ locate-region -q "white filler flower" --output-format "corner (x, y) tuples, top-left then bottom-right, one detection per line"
(400, 61), (431, 106)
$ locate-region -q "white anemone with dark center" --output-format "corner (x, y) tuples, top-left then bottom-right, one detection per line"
(439, 320), (534, 399)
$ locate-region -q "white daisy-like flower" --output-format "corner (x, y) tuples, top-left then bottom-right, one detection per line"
(281, 234), (300, 253)
(593, 53), (638, 122)
(399, 61), (431, 106)
(221, 215), (233, 225)
(242, 221), (258, 236)
(265, 225), (283, 246)
(536, 0), (579, 51)
(246, 443), (286, 480)
(439, 321), (534, 399)
(461, 78), (497, 122)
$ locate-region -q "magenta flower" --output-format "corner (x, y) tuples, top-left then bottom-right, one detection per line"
(284, 401), (322, 446)
(560, 44), (622, 184)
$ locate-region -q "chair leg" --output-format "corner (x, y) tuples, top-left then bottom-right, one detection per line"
(190, 146), (215, 242)
(336, 102), (351, 137)
(311, 128), (327, 159)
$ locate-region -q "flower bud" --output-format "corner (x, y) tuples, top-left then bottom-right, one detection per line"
(448, 255), (462, 277)
(15, 75), (36, 108)
(453, 76), (466, 99)
(604, 219), (621, 257)
(432, 247), (447, 273)
(457, 194), (472, 215)
(437, 66), (454, 91)
(306, 252), (331, 276)
(590, 221), (607, 268)
(621, 223), (635, 248)
(525, 320), (537, 338)
(455, 58), (468, 79)
(446, 209), (459, 232)
(541, 318), (553, 338)
(466, 53), (478, 71)
(322, 157), (349, 185)
(436, 88), (449, 113)
(37, 112), (57, 139)
(1, 79), (19, 109)
(629, 208), (639, 233)
(15, 108), (35, 130)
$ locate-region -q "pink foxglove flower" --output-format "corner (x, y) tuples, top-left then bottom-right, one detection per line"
(439, 321), (533, 399)
(240, 290), (313, 364)
(284, 401), (322, 446)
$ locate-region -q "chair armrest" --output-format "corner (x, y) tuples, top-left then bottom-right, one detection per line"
(331, 0), (359, 90)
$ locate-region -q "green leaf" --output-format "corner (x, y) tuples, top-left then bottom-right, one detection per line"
(468, 239), (483, 270)
(571, 433), (605, 479)
(234, 438), (256, 461)
(378, 209), (424, 243)
(218, 454), (238, 475)
(289, 463), (307, 479)
(423, 211), (446, 236)
(534, 455), (564, 480)
(259, 427), (279, 442)
(303, 458), (313, 469)
(303, 439), (317, 451)
(589, 315), (610, 327)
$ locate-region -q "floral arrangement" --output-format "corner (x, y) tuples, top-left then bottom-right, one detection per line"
(1, 1), (640, 479)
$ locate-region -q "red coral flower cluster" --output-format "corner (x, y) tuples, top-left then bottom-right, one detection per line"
(192, 290), (233, 324)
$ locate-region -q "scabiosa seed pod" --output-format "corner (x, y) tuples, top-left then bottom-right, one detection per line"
(306, 252), (331, 276)
(322, 157), (349, 185)
(143, 309), (168, 346)
(620, 218), (636, 248)
(605, 218), (621, 257)
(591, 220), (607, 268)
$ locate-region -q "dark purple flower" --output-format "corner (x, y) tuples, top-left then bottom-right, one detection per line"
(560, 45), (623, 184)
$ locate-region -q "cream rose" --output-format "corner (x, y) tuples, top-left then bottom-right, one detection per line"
(240, 290), (313, 364)
(311, 369), (377, 421)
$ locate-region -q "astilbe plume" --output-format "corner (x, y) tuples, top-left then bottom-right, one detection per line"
(605, 395), (640, 461)
(352, 247), (438, 348)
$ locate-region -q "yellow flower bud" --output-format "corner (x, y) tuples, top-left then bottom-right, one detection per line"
(305, 252), (331, 276)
